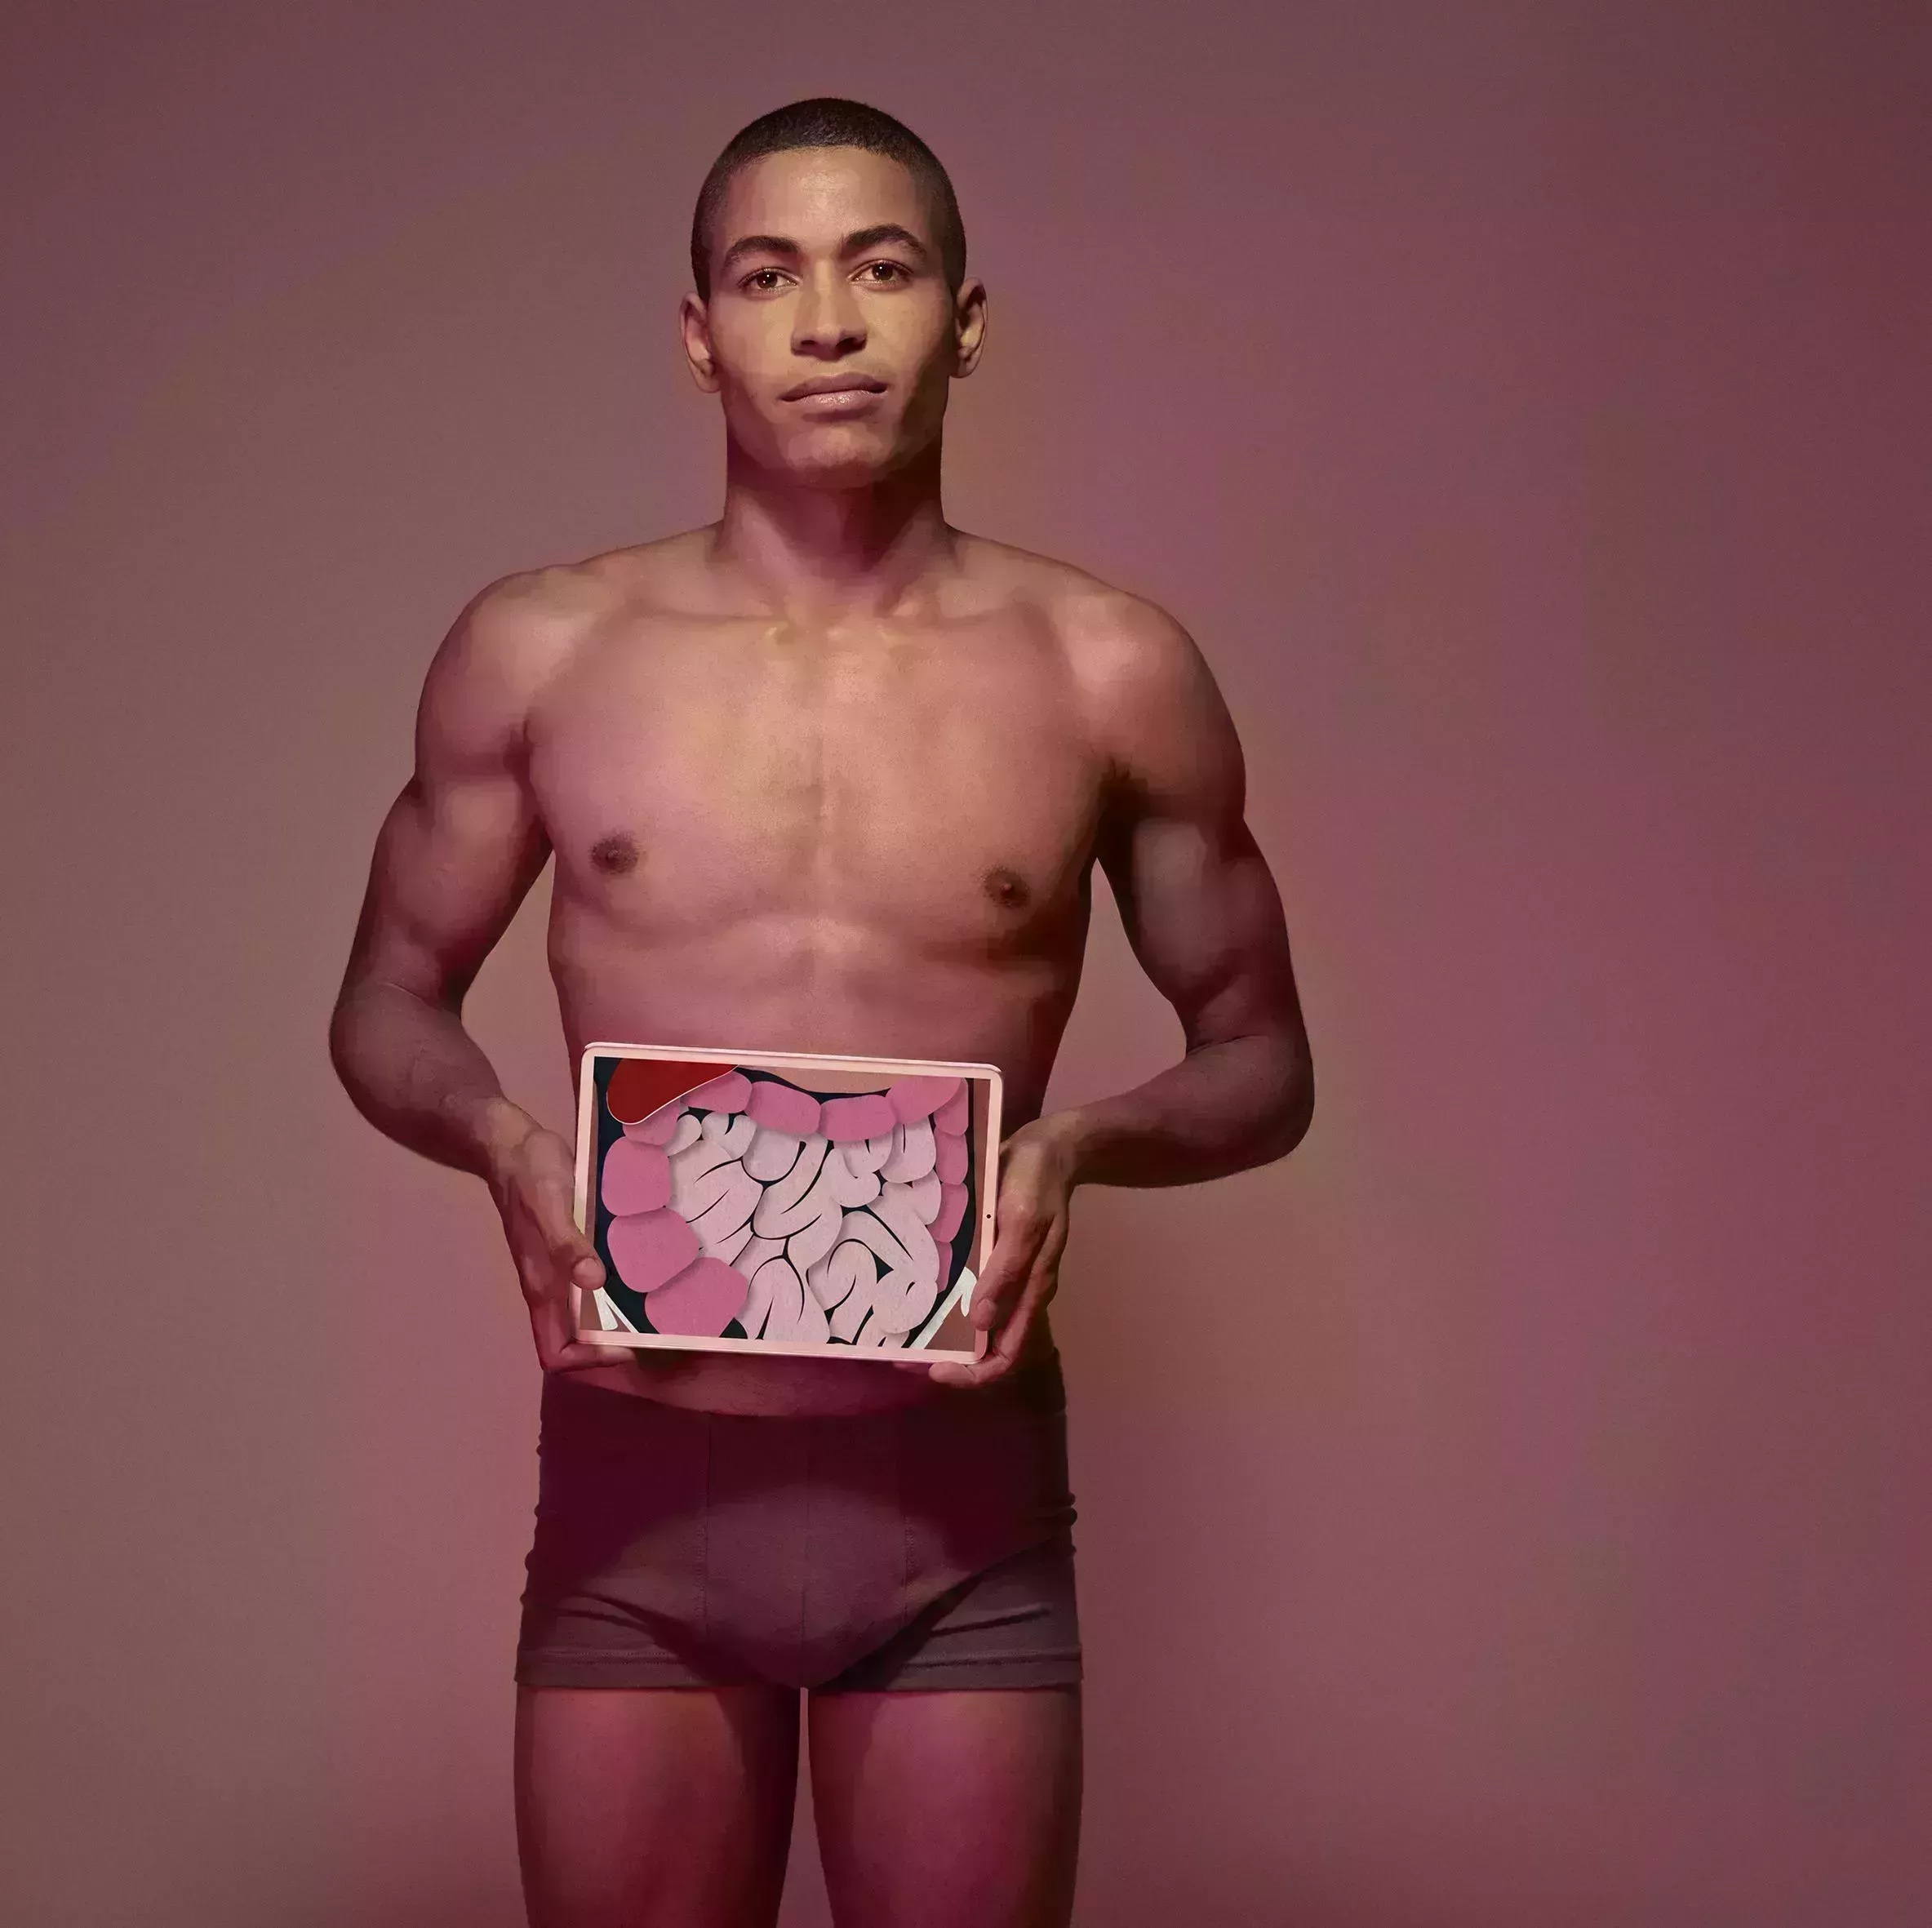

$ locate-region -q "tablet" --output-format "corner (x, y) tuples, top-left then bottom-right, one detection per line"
(571, 1042), (1001, 1364)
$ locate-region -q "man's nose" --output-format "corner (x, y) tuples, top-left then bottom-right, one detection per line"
(792, 267), (865, 359)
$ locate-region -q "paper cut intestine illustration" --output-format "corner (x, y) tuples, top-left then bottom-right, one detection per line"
(588, 1057), (979, 1350)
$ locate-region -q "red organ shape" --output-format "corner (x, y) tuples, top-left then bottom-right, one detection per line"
(601, 1061), (985, 1348)
(934, 1082), (970, 1134)
(759, 1257), (828, 1343)
(606, 1057), (733, 1125)
(879, 1120), (936, 1184)
(869, 1185), (938, 1273)
(684, 1071), (752, 1113)
(624, 1105), (684, 1145)
(933, 1131), (969, 1185)
(606, 1207), (700, 1294)
(932, 1183), (968, 1243)
(750, 1135), (833, 1237)
(601, 1138), (671, 1215)
(746, 1080), (822, 1135)
(887, 1075), (960, 1124)
(870, 1265), (938, 1335)
(820, 1093), (897, 1143)
(645, 1256), (749, 1337)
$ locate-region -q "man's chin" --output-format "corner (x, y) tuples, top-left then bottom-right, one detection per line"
(778, 428), (910, 490)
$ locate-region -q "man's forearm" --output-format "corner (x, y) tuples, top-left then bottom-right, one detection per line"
(328, 979), (536, 1180)
(1046, 1030), (1312, 1188)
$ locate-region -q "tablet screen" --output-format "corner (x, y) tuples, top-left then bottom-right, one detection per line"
(572, 1044), (1000, 1362)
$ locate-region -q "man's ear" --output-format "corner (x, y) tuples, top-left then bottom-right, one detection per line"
(680, 292), (720, 393)
(952, 278), (988, 378)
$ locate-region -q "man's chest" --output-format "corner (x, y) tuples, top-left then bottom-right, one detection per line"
(530, 616), (1108, 932)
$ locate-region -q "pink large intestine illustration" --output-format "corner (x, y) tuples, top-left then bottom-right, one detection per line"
(598, 1070), (974, 1346)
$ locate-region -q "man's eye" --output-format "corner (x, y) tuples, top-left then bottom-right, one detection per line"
(858, 260), (909, 284)
(743, 269), (789, 292)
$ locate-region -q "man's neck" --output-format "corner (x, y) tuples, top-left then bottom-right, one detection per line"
(710, 441), (957, 623)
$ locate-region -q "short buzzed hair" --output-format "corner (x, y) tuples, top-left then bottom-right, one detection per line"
(690, 97), (966, 300)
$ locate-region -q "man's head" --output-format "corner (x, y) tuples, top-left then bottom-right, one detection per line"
(681, 99), (985, 489)
(689, 98), (966, 301)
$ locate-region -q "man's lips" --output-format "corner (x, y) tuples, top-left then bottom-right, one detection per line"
(781, 375), (887, 401)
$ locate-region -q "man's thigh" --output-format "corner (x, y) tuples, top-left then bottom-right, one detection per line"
(808, 1686), (1082, 1928)
(513, 1682), (799, 1928)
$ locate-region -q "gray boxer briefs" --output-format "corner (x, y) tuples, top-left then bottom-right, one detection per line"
(515, 1348), (1080, 1693)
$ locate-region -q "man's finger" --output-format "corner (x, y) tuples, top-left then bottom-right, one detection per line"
(926, 1278), (1029, 1385)
(546, 1219), (597, 1271)
(516, 1242), (595, 1306)
(953, 1224), (1066, 1385)
(550, 1338), (632, 1371)
(530, 1286), (625, 1371)
(527, 1289), (570, 1369)
(549, 1258), (607, 1352)
(934, 1232), (1062, 1385)
(971, 1215), (1046, 1323)
(975, 1282), (1043, 1380)
(531, 1170), (590, 1252)
(516, 1253), (552, 1309)
(928, 1305), (1033, 1388)
(972, 1211), (1055, 1328)
(526, 1244), (611, 1353)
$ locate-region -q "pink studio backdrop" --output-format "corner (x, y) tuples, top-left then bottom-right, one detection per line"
(4, 4), (1926, 1925)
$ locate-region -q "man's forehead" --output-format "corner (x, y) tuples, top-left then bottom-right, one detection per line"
(715, 144), (934, 251)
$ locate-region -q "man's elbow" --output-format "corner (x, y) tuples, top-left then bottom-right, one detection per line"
(326, 965), (398, 1093)
(1260, 1038), (1314, 1162)
(326, 982), (364, 1095)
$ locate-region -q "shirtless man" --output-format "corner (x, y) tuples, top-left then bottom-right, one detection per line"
(330, 98), (1312, 1928)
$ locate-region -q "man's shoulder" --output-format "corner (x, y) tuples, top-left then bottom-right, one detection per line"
(955, 534), (1202, 717)
(430, 533), (708, 704)
(462, 532), (704, 641)
(955, 534), (1191, 670)
(956, 535), (1234, 792)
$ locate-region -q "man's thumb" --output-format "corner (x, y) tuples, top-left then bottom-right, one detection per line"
(543, 1211), (591, 1266)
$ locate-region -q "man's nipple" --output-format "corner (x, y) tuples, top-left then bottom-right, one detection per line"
(590, 833), (642, 877)
(984, 866), (1030, 910)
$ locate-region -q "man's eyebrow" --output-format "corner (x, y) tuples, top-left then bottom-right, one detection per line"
(841, 224), (930, 261)
(716, 225), (932, 277)
(717, 233), (802, 272)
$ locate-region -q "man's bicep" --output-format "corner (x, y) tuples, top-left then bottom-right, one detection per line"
(1086, 601), (1304, 1049)
(344, 767), (549, 1007)
(340, 580), (555, 1007)
(1100, 800), (1301, 1049)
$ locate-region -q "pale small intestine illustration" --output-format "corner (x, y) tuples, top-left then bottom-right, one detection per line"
(599, 1071), (972, 1346)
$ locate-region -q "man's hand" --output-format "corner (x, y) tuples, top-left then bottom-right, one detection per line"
(924, 1118), (1077, 1390)
(483, 1113), (624, 1374)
